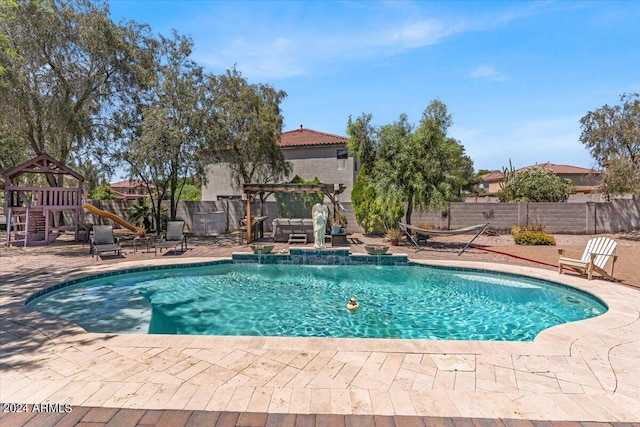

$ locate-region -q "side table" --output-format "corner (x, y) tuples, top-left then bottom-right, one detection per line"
(133, 236), (151, 253)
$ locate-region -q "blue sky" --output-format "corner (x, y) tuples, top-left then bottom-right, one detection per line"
(109, 0), (639, 172)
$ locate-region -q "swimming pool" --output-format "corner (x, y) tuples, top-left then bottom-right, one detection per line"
(27, 262), (607, 341)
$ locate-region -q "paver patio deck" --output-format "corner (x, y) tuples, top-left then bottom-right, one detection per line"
(1, 232), (639, 425)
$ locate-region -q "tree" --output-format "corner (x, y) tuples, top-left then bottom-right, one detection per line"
(127, 198), (153, 232)
(91, 184), (116, 200)
(347, 100), (474, 228)
(118, 31), (206, 232)
(498, 167), (575, 202)
(207, 67), (291, 214)
(347, 114), (402, 234)
(579, 93), (640, 195)
(376, 100), (473, 224)
(0, 0), (155, 185)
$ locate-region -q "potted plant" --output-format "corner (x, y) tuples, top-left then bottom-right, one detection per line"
(385, 228), (402, 246)
(330, 217), (342, 235)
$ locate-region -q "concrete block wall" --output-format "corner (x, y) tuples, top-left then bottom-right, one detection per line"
(86, 196), (639, 236)
(411, 198), (639, 235)
(524, 203), (588, 234)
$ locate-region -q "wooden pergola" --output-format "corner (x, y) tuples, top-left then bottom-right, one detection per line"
(241, 183), (346, 244)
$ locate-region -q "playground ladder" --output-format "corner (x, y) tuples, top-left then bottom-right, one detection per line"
(5, 207), (29, 247)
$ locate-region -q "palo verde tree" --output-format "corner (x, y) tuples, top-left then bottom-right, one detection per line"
(0, 0), (155, 183)
(579, 93), (640, 195)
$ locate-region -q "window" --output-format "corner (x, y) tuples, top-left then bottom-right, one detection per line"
(337, 149), (348, 170)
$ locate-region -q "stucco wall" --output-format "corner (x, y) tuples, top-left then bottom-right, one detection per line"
(202, 146), (356, 202)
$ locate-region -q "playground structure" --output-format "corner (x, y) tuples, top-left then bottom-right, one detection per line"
(3, 154), (88, 246)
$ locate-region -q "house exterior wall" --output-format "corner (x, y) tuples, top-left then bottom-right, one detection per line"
(282, 146), (356, 201)
(202, 163), (239, 201)
(202, 146), (356, 202)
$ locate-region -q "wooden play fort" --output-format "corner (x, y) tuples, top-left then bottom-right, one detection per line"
(3, 154), (89, 246)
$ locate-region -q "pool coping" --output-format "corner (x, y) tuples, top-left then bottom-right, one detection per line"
(2, 256), (640, 421)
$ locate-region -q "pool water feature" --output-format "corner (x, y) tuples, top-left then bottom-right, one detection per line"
(27, 263), (607, 341)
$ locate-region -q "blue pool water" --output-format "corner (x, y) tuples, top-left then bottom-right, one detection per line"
(27, 263), (607, 341)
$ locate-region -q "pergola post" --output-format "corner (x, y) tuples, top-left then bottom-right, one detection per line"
(245, 192), (252, 244)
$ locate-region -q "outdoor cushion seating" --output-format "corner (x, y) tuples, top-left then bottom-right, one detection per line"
(272, 218), (314, 243)
(400, 223), (489, 255)
(558, 237), (618, 280)
(155, 220), (187, 255)
(90, 225), (121, 258)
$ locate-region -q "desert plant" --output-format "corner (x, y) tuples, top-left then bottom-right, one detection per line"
(127, 199), (153, 232)
(511, 222), (545, 235)
(511, 225), (526, 235)
(513, 231), (556, 246)
(385, 228), (403, 242)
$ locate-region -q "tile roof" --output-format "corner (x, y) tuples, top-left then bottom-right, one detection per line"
(479, 170), (503, 182)
(109, 179), (148, 188)
(480, 163), (600, 182)
(522, 162), (601, 175)
(279, 126), (347, 148)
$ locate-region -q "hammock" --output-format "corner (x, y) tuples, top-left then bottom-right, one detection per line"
(399, 223), (489, 255)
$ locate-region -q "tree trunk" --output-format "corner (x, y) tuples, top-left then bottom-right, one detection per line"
(405, 193), (414, 225)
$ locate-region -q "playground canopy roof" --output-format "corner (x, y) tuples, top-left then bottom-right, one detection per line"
(2, 153), (84, 187)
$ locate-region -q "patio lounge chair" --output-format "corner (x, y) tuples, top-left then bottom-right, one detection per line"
(155, 220), (187, 255)
(558, 237), (618, 280)
(400, 223), (489, 255)
(90, 225), (121, 259)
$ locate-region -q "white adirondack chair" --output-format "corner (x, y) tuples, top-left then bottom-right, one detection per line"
(558, 237), (618, 280)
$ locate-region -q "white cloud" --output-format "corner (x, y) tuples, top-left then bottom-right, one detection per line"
(192, 3), (543, 80)
(468, 65), (509, 82)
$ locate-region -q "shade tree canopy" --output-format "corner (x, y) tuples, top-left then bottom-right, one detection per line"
(0, 0), (155, 185)
(580, 93), (640, 195)
(348, 100), (474, 230)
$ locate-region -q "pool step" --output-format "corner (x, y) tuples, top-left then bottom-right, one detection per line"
(288, 233), (307, 244)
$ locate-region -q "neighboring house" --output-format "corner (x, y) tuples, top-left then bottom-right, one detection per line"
(202, 126), (357, 201)
(478, 162), (602, 196)
(109, 179), (152, 200)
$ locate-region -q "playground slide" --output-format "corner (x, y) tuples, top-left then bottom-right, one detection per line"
(82, 205), (145, 236)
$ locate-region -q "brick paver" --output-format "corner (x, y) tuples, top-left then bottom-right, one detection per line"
(3, 408), (638, 427)
(1, 233), (639, 424)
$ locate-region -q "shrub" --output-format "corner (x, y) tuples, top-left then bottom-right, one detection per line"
(275, 176), (324, 218)
(511, 222), (545, 235)
(498, 167), (575, 202)
(513, 231), (556, 246)
(510, 226), (525, 235)
(351, 168), (403, 234)
(91, 184), (115, 200)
